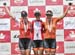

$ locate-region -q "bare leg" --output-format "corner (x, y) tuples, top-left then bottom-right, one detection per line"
(26, 49), (31, 55)
(50, 49), (56, 55)
(33, 48), (38, 55)
(45, 48), (50, 55)
(39, 47), (44, 55)
(20, 50), (26, 55)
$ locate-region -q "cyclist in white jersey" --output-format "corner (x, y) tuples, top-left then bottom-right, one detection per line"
(31, 8), (45, 55)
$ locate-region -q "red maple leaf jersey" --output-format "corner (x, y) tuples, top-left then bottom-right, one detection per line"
(31, 20), (45, 40)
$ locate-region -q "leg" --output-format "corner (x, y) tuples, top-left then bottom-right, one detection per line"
(32, 40), (38, 55)
(33, 48), (38, 55)
(25, 38), (32, 55)
(44, 39), (51, 55)
(50, 49), (56, 55)
(20, 50), (26, 55)
(44, 48), (50, 55)
(38, 40), (44, 55)
(26, 49), (31, 55)
(50, 39), (56, 55)
(39, 47), (44, 55)
(19, 38), (31, 55)
(19, 38), (26, 55)
(26, 39), (32, 55)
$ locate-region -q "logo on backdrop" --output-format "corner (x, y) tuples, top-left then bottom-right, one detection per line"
(65, 42), (75, 53)
(0, 43), (11, 53)
(46, 0), (63, 5)
(68, 6), (75, 16)
(69, 31), (75, 38)
(64, 17), (75, 29)
(14, 0), (23, 4)
(11, 43), (20, 54)
(28, 0), (45, 6)
(0, 19), (10, 30)
(65, 30), (75, 41)
(0, 33), (5, 39)
(51, 0), (57, 2)
(56, 42), (64, 53)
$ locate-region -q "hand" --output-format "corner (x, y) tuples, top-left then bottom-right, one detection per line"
(3, 3), (6, 6)
(68, 3), (72, 6)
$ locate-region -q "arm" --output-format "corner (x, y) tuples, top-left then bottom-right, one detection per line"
(30, 22), (33, 33)
(42, 22), (46, 33)
(56, 3), (72, 22)
(3, 3), (15, 18)
(3, 3), (19, 23)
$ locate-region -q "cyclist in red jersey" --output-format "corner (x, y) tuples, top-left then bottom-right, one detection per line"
(3, 3), (32, 55)
(44, 3), (72, 55)
(31, 8), (45, 55)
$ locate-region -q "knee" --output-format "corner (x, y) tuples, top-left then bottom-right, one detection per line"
(45, 49), (50, 55)
(51, 51), (56, 55)
(39, 47), (43, 50)
(20, 51), (25, 55)
(33, 48), (38, 51)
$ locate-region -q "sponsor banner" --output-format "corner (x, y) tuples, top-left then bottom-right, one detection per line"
(56, 53), (64, 55)
(56, 42), (64, 53)
(64, 17), (75, 29)
(10, 0), (27, 6)
(28, 0), (45, 6)
(64, 29), (75, 41)
(0, 31), (10, 42)
(65, 53), (75, 55)
(0, 19), (10, 30)
(56, 29), (64, 41)
(11, 31), (19, 42)
(0, 43), (11, 55)
(11, 43), (20, 54)
(64, 41), (75, 53)
(46, 0), (63, 5)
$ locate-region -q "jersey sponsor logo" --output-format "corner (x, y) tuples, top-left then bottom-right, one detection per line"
(33, 21), (42, 40)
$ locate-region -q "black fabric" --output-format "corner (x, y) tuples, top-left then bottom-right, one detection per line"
(32, 40), (44, 48)
(19, 38), (32, 50)
(44, 39), (56, 49)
